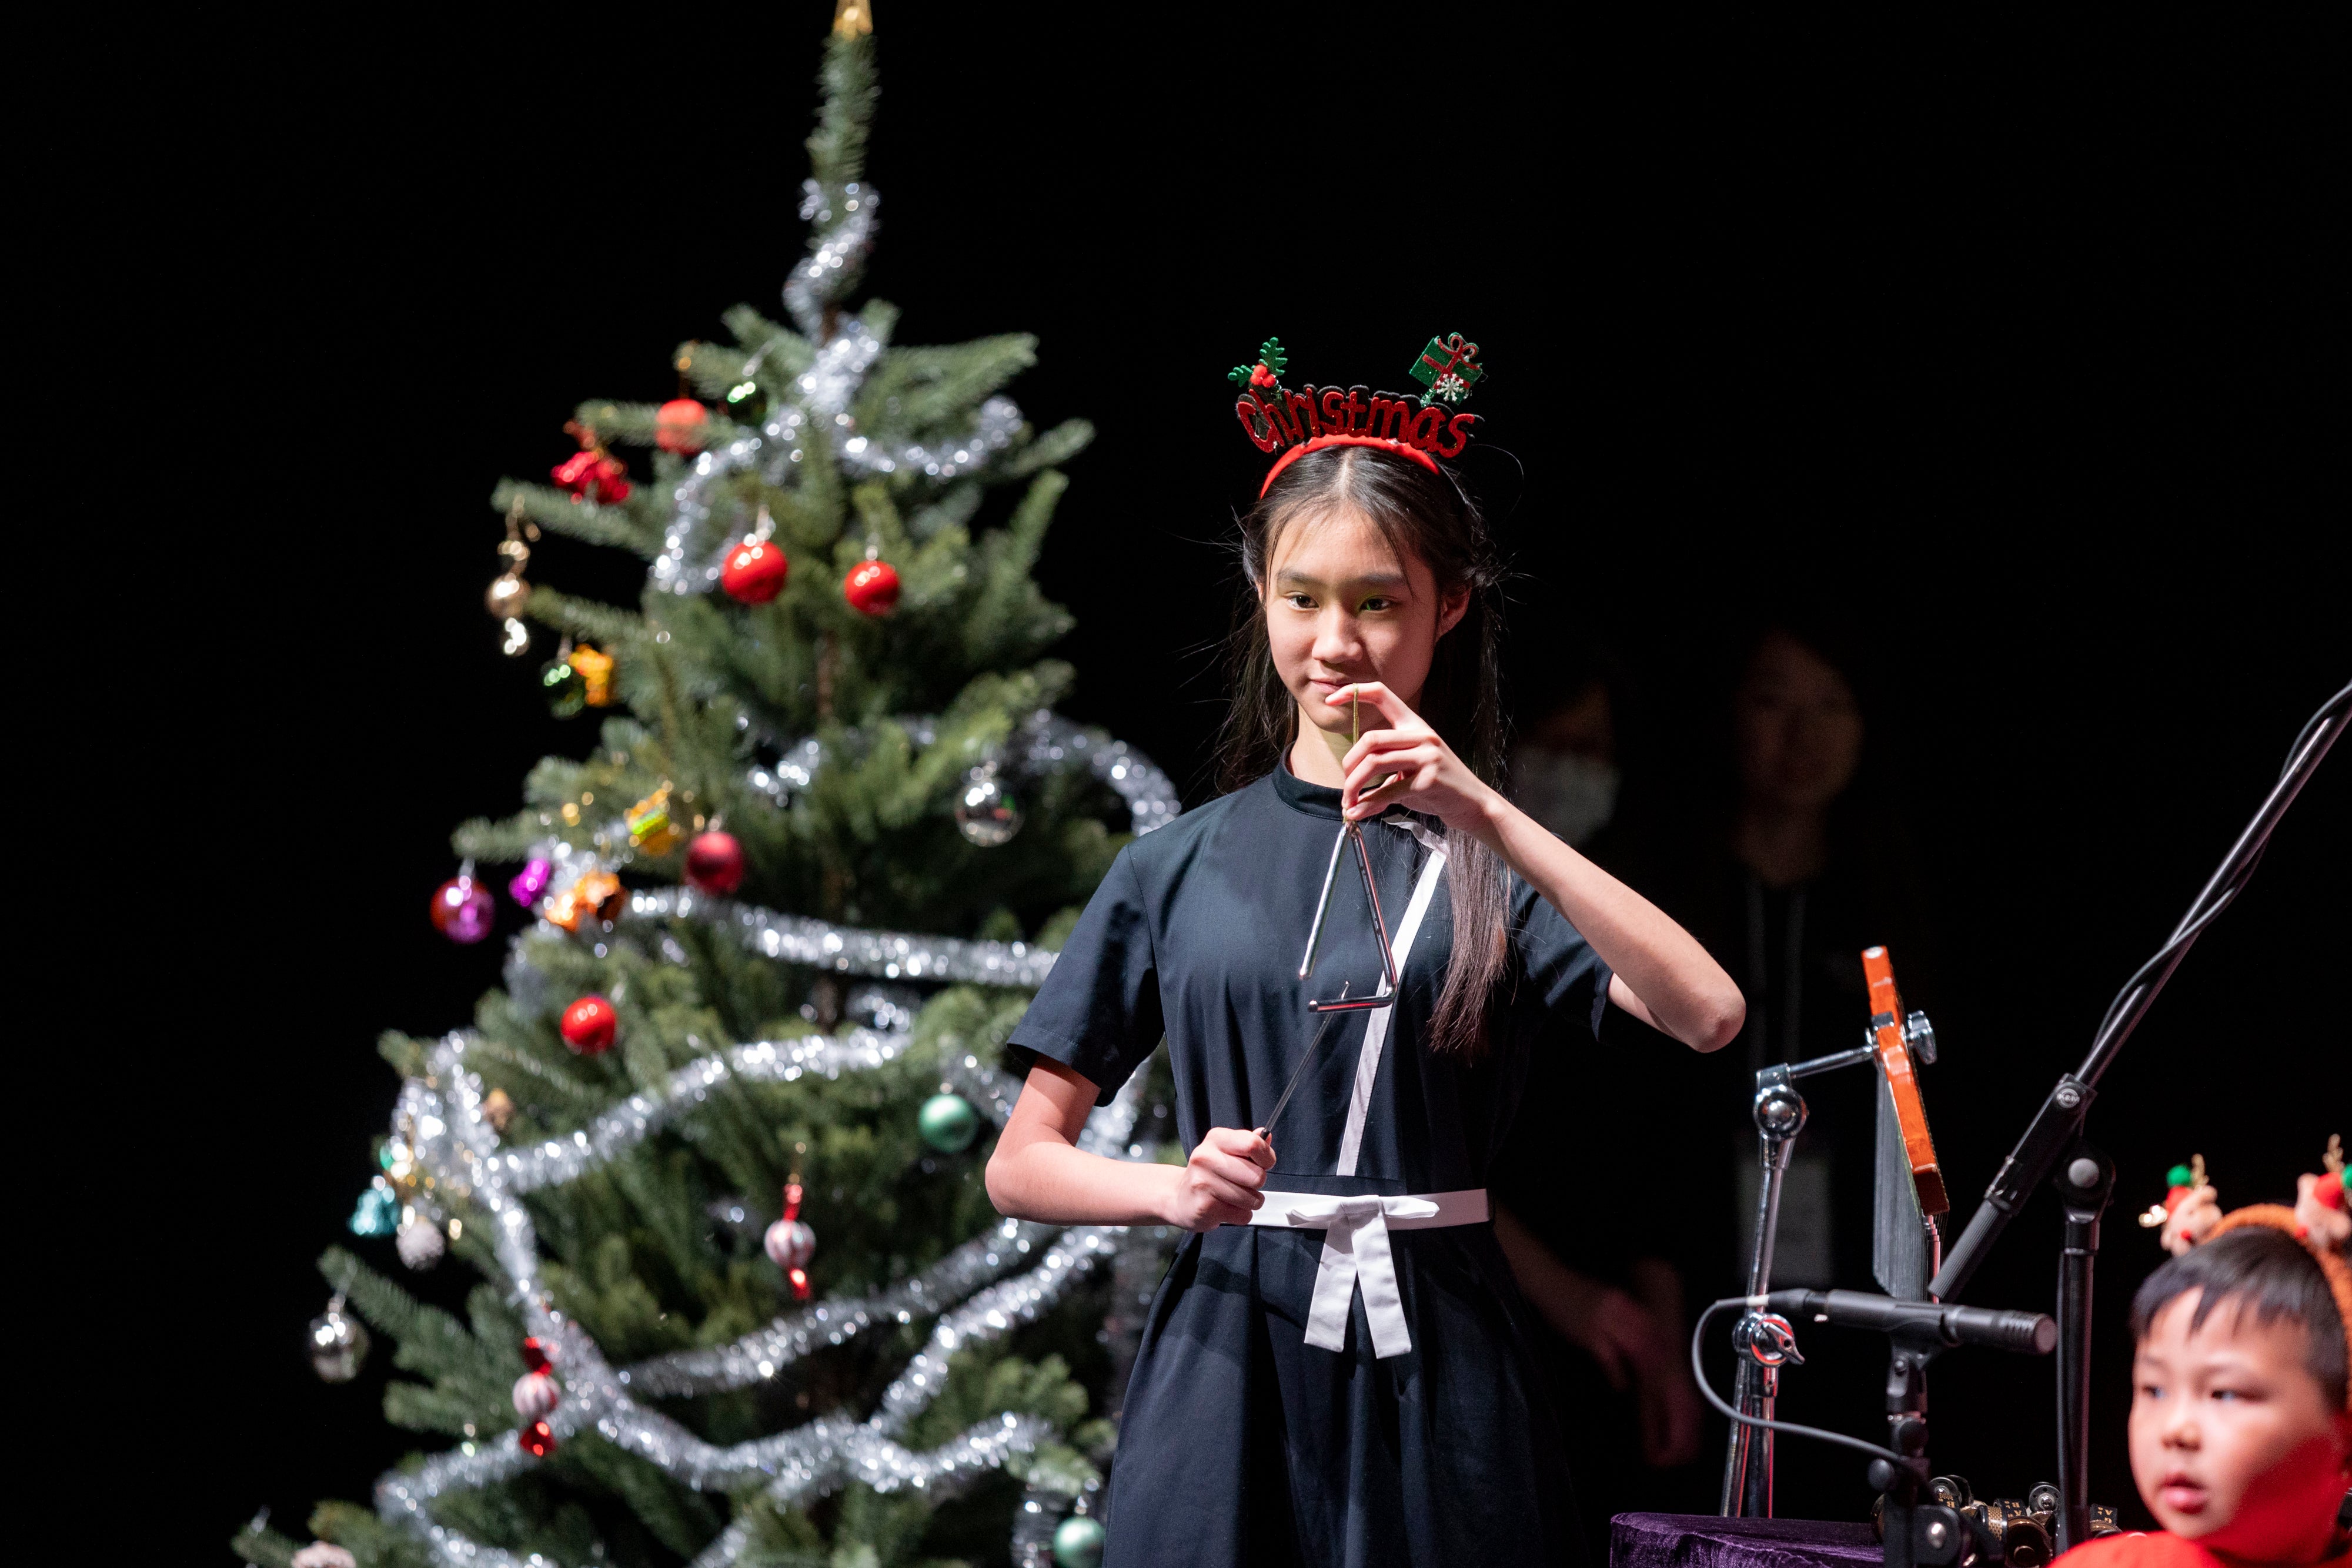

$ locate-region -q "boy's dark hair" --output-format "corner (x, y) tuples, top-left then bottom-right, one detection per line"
(2130, 1228), (2349, 1409)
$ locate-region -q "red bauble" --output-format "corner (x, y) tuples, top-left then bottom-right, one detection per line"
(721, 539), (789, 604)
(684, 831), (746, 895)
(654, 399), (708, 455)
(520, 1336), (553, 1373)
(519, 1419), (557, 1457)
(559, 995), (617, 1054)
(843, 559), (901, 617)
(551, 449), (632, 504)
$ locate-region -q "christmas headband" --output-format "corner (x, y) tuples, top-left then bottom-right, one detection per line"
(2207, 1205), (2352, 1409)
(1230, 333), (1486, 497)
(2147, 1142), (2352, 1412)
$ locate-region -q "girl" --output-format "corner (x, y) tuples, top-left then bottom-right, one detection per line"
(987, 436), (1744, 1566)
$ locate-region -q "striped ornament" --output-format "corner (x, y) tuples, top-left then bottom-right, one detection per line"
(512, 1369), (560, 1422)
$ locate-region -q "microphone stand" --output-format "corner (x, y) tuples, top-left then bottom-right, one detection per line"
(1722, 1039), (1882, 1516)
(1927, 678), (2349, 1552)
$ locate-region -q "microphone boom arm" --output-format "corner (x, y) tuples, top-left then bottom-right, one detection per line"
(1932, 677), (2350, 1301)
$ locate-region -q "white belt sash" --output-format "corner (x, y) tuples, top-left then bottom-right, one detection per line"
(1248, 1187), (1489, 1358)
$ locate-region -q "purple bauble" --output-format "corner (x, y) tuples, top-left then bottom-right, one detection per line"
(509, 857), (554, 906)
(430, 874), (496, 944)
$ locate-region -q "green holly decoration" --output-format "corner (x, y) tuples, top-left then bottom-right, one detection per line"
(1225, 336), (1289, 390)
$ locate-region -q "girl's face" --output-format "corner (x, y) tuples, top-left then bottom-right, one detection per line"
(1262, 504), (1466, 740)
(2128, 1290), (2352, 1558)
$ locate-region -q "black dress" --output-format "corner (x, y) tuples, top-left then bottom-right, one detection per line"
(1008, 765), (1612, 1567)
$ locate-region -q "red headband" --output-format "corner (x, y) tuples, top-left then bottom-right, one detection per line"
(1230, 334), (1486, 497)
(1260, 435), (1440, 496)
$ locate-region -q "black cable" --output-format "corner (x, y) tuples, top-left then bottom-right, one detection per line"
(1689, 1298), (1905, 1466)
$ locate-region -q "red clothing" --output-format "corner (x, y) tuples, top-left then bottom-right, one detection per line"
(2056, 1530), (2351, 1568)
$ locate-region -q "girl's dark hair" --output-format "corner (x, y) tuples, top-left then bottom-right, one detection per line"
(2129, 1228), (2349, 1410)
(1214, 444), (1510, 1059)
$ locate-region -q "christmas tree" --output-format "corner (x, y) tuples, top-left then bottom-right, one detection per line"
(236, 14), (1180, 1568)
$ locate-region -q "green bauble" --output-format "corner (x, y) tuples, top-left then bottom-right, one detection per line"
(917, 1092), (979, 1154)
(1052, 1515), (1106, 1568)
(540, 655), (585, 718)
(2165, 1164), (2195, 1190)
(724, 380), (768, 427)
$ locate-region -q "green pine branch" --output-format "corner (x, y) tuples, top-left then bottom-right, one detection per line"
(853, 335), (1036, 435)
(523, 585), (646, 649)
(806, 33), (878, 195)
(491, 480), (660, 557)
(1004, 418), (1095, 478)
(720, 306), (821, 382)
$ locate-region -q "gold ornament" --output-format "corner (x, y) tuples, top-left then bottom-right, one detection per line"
(485, 573), (531, 618)
(482, 1089), (516, 1134)
(627, 784), (683, 856)
(486, 502), (541, 656)
(546, 869), (624, 932)
(833, 0), (873, 36)
(569, 643), (616, 707)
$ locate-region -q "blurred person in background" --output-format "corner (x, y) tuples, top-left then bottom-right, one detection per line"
(1513, 675), (1621, 848)
(1495, 669), (1705, 1547)
(1495, 620), (1940, 1528)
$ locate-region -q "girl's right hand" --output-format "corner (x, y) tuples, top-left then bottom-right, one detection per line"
(1163, 1128), (1275, 1231)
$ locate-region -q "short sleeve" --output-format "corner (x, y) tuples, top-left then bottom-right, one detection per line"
(1005, 848), (1164, 1106)
(1514, 881), (1613, 1042)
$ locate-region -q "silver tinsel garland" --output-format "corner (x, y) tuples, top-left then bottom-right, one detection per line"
(373, 1022), (1150, 1566)
(736, 709), (1181, 841)
(623, 888), (1059, 987)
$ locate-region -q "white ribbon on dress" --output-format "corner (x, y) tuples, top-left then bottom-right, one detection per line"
(1248, 1187), (1489, 1358)
(1333, 815), (1448, 1176)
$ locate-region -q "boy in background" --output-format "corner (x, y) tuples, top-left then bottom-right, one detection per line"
(2062, 1215), (2351, 1568)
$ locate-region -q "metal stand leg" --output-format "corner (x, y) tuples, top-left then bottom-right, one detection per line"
(1871, 1340), (1964, 1568)
(1722, 1071), (1807, 1517)
(2053, 1145), (2113, 1554)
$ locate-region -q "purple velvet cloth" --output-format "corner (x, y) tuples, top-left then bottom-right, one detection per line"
(1610, 1513), (1882, 1568)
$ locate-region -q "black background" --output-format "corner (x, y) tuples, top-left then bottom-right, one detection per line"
(64, 7), (2344, 1557)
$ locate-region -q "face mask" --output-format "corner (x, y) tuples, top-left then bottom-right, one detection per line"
(1513, 747), (1619, 847)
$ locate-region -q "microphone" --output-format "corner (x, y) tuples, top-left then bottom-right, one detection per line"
(1765, 1289), (2057, 1354)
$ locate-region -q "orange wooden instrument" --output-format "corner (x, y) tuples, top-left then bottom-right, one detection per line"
(1864, 945), (1950, 1216)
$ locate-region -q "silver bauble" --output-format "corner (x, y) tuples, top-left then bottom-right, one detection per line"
(308, 1295), (371, 1383)
(396, 1213), (446, 1271)
(954, 764), (1023, 847)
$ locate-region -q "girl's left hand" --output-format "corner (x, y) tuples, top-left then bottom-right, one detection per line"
(1331, 682), (1499, 834)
